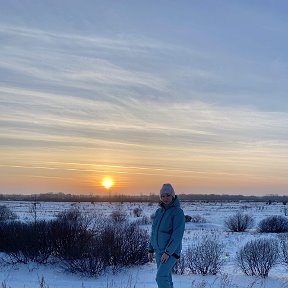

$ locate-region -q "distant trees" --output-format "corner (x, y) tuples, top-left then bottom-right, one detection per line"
(1, 192), (288, 203)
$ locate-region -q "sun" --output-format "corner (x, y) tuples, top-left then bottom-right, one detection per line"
(101, 177), (114, 190)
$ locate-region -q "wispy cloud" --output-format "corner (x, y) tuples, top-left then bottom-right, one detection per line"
(1, 2), (288, 194)
(1, 85), (288, 156)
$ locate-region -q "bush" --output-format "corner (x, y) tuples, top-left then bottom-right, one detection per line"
(172, 255), (186, 275)
(185, 215), (206, 223)
(258, 215), (288, 233)
(236, 238), (279, 278)
(1, 282), (11, 288)
(110, 210), (127, 223)
(133, 207), (143, 217)
(185, 236), (224, 275)
(185, 215), (192, 222)
(190, 214), (207, 223)
(133, 215), (151, 225)
(96, 222), (149, 268)
(0, 208), (95, 264)
(62, 254), (105, 277)
(0, 220), (53, 264)
(50, 209), (95, 260)
(0, 210), (149, 277)
(52, 211), (105, 276)
(64, 221), (149, 275)
(0, 206), (17, 221)
(224, 212), (254, 232)
(50, 221), (94, 261)
(56, 208), (82, 222)
(278, 233), (288, 267)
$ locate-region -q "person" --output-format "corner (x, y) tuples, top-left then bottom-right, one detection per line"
(148, 183), (185, 288)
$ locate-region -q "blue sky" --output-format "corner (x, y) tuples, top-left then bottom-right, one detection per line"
(1, 0), (288, 195)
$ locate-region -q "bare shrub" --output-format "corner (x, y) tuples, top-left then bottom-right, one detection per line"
(185, 214), (206, 223)
(1, 282), (11, 288)
(56, 208), (82, 222)
(258, 215), (288, 233)
(0, 205), (17, 221)
(53, 211), (106, 277)
(0, 212), (148, 277)
(0, 208), (150, 278)
(0, 207), (95, 265)
(224, 212), (254, 232)
(190, 214), (207, 223)
(110, 210), (127, 223)
(278, 233), (288, 267)
(62, 254), (105, 277)
(133, 215), (151, 225)
(38, 276), (49, 288)
(1, 278), (46, 288)
(184, 215), (192, 222)
(96, 222), (149, 268)
(236, 238), (279, 278)
(132, 207), (143, 217)
(63, 221), (148, 275)
(0, 220), (53, 264)
(50, 213), (94, 260)
(172, 255), (186, 275)
(62, 216), (148, 277)
(185, 235), (224, 275)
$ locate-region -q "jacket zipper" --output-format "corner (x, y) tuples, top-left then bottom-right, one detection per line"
(156, 208), (166, 248)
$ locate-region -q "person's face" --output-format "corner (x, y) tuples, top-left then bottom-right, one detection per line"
(160, 193), (173, 204)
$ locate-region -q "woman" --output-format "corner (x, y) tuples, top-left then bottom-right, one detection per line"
(148, 183), (185, 288)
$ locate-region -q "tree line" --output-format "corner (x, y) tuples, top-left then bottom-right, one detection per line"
(0, 192), (288, 203)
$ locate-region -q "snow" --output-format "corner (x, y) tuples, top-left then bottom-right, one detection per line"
(0, 200), (288, 287)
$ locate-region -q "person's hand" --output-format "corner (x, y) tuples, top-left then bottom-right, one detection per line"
(160, 252), (170, 263)
(148, 252), (154, 262)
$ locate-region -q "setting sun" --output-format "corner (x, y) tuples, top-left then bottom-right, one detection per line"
(101, 177), (114, 190)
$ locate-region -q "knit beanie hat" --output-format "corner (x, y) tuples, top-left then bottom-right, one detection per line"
(160, 183), (175, 198)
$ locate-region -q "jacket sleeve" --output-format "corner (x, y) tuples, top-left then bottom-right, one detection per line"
(148, 209), (159, 253)
(164, 208), (185, 256)
(148, 227), (154, 252)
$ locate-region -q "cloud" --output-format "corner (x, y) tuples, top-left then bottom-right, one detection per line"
(1, 85), (288, 157)
(0, 2), (288, 195)
(1, 22), (288, 114)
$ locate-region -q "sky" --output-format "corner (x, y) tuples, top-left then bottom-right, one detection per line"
(1, 0), (288, 196)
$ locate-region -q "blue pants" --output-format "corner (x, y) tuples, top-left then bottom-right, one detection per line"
(155, 252), (177, 288)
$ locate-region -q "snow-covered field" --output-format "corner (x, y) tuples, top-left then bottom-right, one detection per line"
(1, 200), (288, 288)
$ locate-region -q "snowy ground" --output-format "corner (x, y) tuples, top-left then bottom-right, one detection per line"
(1, 200), (288, 288)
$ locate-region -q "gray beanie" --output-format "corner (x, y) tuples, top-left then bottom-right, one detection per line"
(160, 183), (175, 198)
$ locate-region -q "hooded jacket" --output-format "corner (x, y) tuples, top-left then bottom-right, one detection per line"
(148, 196), (185, 257)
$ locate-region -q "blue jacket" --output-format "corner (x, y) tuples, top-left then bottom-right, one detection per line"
(148, 196), (185, 257)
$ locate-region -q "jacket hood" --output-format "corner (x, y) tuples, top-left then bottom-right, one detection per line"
(160, 195), (180, 209)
